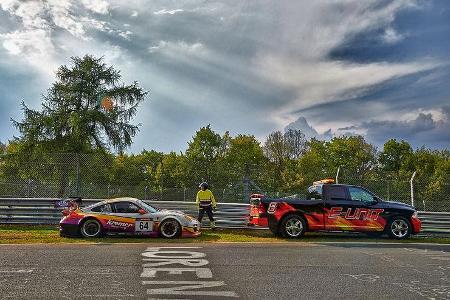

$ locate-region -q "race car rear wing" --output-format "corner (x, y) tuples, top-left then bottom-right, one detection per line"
(54, 197), (82, 209)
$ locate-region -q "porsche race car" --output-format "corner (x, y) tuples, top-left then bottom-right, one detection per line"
(59, 197), (200, 238)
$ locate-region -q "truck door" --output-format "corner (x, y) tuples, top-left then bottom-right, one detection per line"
(323, 185), (358, 231)
(346, 186), (385, 231)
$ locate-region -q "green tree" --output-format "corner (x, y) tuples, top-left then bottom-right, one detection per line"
(11, 55), (147, 196)
(185, 125), (222, 186)
(379, 139), (413, 174)
(326, 136), (377, 179)
(13, 55), (147, 153)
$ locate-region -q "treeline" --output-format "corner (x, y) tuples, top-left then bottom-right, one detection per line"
(1, 125), (449, 206)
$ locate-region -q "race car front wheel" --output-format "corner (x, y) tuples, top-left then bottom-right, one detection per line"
(159, 219), (181, 238)
(280, 214), (306, 238)
(80, 219), (103, 238)
(387, 216), (411, 239)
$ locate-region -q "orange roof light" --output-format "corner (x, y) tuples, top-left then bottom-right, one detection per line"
(313, 178), (335, 185)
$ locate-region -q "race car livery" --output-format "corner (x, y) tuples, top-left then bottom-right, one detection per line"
(249, 179), (421, 239)
(59, 197), (200, 238)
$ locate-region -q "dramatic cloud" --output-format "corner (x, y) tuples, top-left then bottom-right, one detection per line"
(341, 107), (450, 148)
(0, 0), (449, 151)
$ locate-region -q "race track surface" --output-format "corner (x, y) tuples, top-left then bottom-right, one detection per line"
(1, 242), (449, 299)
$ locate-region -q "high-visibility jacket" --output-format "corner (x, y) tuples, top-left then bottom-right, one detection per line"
(196, 189), (217, 208)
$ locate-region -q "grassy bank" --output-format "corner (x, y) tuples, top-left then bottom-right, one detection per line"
(0, 225), (449, 244)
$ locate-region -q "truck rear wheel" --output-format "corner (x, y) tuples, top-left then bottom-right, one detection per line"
(280, 214), (306, 238)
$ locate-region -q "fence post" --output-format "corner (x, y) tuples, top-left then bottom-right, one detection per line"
(335, 166), (341, 184)
(183, 187), (186, 202)
(144, 186), (148, 200)
(76, 153), (81, 196)
(410, 171), (416, 207)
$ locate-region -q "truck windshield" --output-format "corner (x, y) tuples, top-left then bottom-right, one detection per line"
(307, 185), (322, 200)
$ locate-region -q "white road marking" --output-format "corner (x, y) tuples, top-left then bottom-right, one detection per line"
(0, 269), (34, 273)
(143, 281), (239, 297)
(141, 268), (212, 278)
(142, 251), (206, 259)
(142, 259), (209, 267)
(141, 247), (238, 298)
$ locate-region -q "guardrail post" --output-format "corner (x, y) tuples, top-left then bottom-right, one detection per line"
(410, 171), (416, 207)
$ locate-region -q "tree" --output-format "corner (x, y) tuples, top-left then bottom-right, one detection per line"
(284, 129), (307, 160)
(11, 55), (147, 196)
(326, 136), (377, 179)
(379, 139), (412, 174)
(185, 125), (222, 186)
(12, 55), (147, 154)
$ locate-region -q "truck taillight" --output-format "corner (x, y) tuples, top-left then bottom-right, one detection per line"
(258, 202), (265, 214)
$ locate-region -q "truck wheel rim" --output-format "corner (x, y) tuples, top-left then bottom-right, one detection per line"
(161, 220), (178, 238)
(286, 218), (303, 237)
(391, 219), (408, 238)
(83, 221), (100, 237)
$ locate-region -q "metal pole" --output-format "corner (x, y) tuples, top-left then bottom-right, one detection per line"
(76, 153), (81, 196)
(410, 171), (416, 207)
(183, 187), (186, 202)
(335, 166), (341, 184)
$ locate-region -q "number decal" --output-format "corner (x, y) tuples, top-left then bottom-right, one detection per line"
(135, 220), (153, 232)
(267, 202), (278, 214)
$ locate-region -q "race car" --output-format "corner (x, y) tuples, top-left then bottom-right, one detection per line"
(248, 179), (421, 239)
(58, 197), (200, 238)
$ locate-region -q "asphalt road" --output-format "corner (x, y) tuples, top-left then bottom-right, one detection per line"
(1, 242), (450, 300)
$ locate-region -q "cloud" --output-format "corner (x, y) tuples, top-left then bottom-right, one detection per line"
(148, 40), (208, 56)
(252, 0), (432, 127)
(153, 9), (184, 15)
(338, 106), (450, 148)
(285, 117), (332, 140)
(382, 27), (405, 44)
(80, 0), (109, 15)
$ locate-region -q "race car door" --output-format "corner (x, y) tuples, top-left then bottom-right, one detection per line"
(109, 201), (153, 234)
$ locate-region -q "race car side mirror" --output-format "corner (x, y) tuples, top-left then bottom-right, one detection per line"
(138, 209), (146, 215)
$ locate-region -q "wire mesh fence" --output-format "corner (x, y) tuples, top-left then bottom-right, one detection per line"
(0, 152), (449, 211)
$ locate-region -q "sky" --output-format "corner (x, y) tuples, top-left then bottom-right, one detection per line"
(0, 0), (449, 152)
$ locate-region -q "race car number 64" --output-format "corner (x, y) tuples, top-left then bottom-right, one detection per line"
(136, 220), (153, 232)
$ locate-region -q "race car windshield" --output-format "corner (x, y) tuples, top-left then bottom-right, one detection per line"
(139, 200), (158, 213)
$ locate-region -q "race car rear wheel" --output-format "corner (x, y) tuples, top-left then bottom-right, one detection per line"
(280, 214), (306, 238)
(80, 219), (103, 238)
(159, 219), (181, 238)
(387, 216), (411, 239)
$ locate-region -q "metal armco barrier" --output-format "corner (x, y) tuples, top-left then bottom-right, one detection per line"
(0, 198), (449, 233)
(0, 198), (250, 228)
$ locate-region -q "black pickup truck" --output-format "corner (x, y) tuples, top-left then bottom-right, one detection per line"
(248, 180), (421, 239)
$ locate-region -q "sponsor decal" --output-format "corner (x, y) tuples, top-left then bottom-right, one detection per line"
(328, 207), (384, 221)
(107, 220), (133, 228)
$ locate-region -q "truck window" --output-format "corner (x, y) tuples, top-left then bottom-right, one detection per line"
(307, 185), (322, 200)
(325, 186), (347, 201)
(348, 187), (374, 203)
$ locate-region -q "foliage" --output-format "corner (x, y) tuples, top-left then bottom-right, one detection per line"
(12, 55), (147, 154)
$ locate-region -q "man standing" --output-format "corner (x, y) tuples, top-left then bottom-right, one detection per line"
(196, 182), (217, 229)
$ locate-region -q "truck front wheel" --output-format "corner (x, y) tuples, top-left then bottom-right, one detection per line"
(280, 214), (306, 238)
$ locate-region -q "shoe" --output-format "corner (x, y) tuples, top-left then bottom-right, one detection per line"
(210, 221), (216, 230)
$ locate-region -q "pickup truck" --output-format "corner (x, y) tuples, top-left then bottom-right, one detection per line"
(248, 180), (421, 239)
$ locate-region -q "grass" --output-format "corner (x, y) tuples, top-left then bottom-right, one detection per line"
(0, 225), (449, 244)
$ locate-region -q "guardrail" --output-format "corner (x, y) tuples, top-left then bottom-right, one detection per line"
(0, 198), (449, 233)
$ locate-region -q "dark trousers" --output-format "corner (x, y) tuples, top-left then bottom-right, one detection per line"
(198, 206), (214, 222)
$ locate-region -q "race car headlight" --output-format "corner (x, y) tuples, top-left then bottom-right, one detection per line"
(412, 211), (419, 218)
